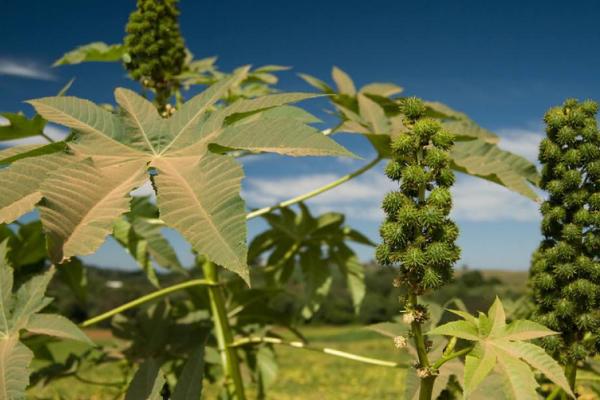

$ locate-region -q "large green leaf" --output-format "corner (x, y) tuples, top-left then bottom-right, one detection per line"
(0, 245), (91, 400)
(153, 154), (248, 282)
(249, 204), (370, 314)
(301, 67), (541, 199)
(40, 158), (148, 263)
(424, 102), (499, 144)
(429, 297), (574, 399)
(23, 77), (353, 282)
(53, 42), (126, 66)
(214, 118), (354, 157)
(0, 151), (74, 224)
(0, 337), (33, 400)
(0, 142), (67, 167)
(451, 140), (540, 201)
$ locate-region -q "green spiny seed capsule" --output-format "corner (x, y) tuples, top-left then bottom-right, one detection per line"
(124, 0), (186, 110)
(401, 97), (427, 121)
(530, 98), (600, 365)
(391, 133), (418, 155)
(378, 97), (460, 301)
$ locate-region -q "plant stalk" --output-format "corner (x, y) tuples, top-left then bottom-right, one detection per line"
(202, 261), (247, 400)
(230, 336), (406, 368)
(246, 156), (382, 220)
(80, 279), (216, 328)
(413, 146), (436, 400)
(562, 361), (577, 399)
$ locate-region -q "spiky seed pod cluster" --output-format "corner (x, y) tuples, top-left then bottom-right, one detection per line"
(530, 99), (600, 364)
(124, 0), (186, 109)
(376, 97), (461, 299)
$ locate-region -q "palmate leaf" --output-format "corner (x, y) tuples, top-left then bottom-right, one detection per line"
(0, 242), (91, 400)
(249, 204), (369, 315)
(428, 297), (574, 399)
(300, 67), (541, 200)
(17, 73), (354, 283)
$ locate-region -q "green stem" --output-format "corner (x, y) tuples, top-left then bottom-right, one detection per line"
(412, 147), (436, 400)
(431, 346), (473, 370)
(202, 261), (247, 400)
(409, 294), (430, 369)
(546, 386), (561, 400)
(80, 279), (216, 328)
(230, 336), (405, 368)
(562, 361), (577, 399)
(246, 156), (382, 220)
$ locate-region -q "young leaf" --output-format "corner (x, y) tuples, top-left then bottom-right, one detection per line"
(464, 352), (496, 396)
(428, 297), (575, 399)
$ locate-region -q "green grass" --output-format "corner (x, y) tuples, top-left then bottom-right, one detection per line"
(28, 326), (408, 400)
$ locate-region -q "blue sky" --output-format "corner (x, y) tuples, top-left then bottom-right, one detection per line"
(2, 0), (600, 271)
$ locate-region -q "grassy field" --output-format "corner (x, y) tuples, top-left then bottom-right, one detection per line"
(28, 326), (409, 400)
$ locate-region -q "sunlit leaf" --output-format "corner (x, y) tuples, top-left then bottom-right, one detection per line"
(22, 77), (353, 282)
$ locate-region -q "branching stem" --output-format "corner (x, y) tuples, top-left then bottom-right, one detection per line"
(80, 279), (216, 328)
(230, 336), (405, 368)
(246, 156), (382, 220)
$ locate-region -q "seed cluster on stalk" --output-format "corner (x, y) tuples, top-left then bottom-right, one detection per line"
(124, 0), (186, 109)
(376, 97), (461, 307)
(531, 99), (600, 363)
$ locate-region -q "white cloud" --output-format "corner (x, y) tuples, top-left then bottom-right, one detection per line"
(244, 167), (541, 223)
(130, 180), (156, 200)
(496, 128), (543, 163)
(0, 59), (56, 81)
(0, 116), (68, 146)
(451, 176), (540, 222)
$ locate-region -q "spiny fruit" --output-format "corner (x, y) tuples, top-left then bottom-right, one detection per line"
(376, 97), (460, 312)
(124, 0), (186, 110)
(530, 99), (600, 364)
